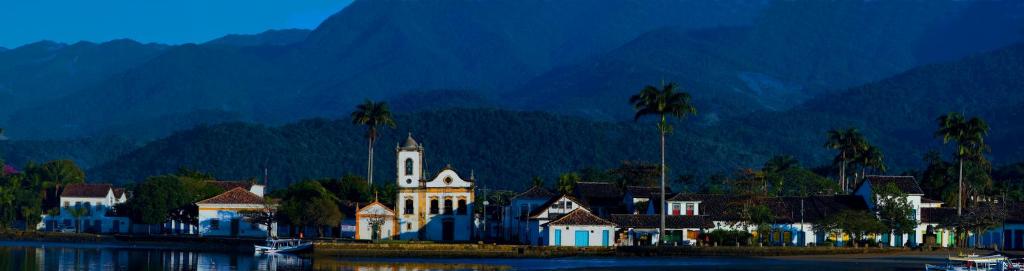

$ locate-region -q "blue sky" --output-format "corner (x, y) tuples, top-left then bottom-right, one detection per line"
(0, 0), (352, 48)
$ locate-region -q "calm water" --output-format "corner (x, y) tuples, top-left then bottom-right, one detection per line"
(0, 241), (933, 271)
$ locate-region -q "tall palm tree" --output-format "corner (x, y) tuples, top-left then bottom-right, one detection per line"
(935, 112), (989, 216)
(824, 128), (867, 193)
(629, 82), (696, 245)
(856, 145), (887, 180)
(351, 100), (397, 185)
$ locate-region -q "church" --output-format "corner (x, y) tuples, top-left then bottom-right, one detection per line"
(394, 134), (475, 241)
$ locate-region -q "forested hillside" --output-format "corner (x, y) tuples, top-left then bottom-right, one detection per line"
(86, 108), (766, 190)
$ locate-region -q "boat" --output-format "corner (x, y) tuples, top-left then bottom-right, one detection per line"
(254, 239), (313, 255)
(925, 254), (1014, 271)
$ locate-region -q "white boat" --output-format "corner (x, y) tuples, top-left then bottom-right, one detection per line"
(254, 239), (313, 255)
(925, 254), (1013, 271)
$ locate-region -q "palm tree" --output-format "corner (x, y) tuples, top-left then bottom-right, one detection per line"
(824, 128), (867, 193)
(351, 100), (397, 185)
(629, 82), (697, 245)
(935, 112), (989, 216)
(67, 207), (87, 233)
(857, 145), (887, 178)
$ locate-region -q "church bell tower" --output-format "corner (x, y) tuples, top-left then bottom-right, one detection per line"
(396, 133), (423, 188)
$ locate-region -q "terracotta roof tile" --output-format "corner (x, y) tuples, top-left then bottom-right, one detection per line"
(921, 207), (957, 223)
(861, 175), (924, 195)
(545, 209), (617, 226)
(60, 183), (113, 198)
(196, 187), (264, 205)
(609, 214), (713, 229)
(512, 185), (556, 200)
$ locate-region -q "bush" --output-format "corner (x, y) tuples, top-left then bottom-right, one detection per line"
(701, 229), (752, 246)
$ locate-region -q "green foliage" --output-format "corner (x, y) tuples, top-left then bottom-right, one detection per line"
(813, 210), (885, 247)
(556, 172), (580, 195)
(319, 175), (371, 203)
(702, 229), (753, 246)
(239, 199), (276, 238)
(278, 180), (341, 233)
(875, 183), (916, 235)
(761, 155), (836, 197)
(123, 174), (225, 225)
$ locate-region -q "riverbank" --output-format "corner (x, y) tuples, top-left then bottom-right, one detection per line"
(312, 242), (946, 258)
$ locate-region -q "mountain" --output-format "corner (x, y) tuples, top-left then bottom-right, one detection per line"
(0, 136), (137, 170)
(87, 108), (765, 190)
(204, 29), (311, 47)
(4, 0), (768, 140)
(0, 39), (167, 121)
(511, 0), (1024, 121)
(386, 90), (496, 113)
(718, 42), (1024, 172)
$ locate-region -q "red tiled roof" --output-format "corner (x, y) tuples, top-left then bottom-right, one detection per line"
(512, 185), (556, 200)
(61, 183), (112, 198)
(544, 208), (617, 226)
(196, 187), (264, 205)
(112, 188), (126, 198)
(860, 175), (924, 195)
(609, 214), (713, 229)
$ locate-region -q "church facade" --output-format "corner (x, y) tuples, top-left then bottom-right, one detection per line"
(395, 134), (475, 241)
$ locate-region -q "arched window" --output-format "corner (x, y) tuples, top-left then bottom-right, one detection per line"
(429, 199), (439, 214)
(404, 199), (414, 215)
(457, 199), (467, 215)
(443, 199), (453, 215)
(405, 158), (414, 176)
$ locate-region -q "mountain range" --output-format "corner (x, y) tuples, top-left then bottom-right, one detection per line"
(1, 0), (1024, 190)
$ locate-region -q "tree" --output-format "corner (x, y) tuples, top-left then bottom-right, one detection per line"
(824, 128), (867, 193)
(874, 183), (916, 247)
(240, 199), (278, 238)
(936, 112), (989, 216)
(279, 180), (340, 237)
(24, 160), (85, 209)
(124, 175), (202, 233)
(556, 172), (580, 195)
(855, 145), (886, 180)
(814, 210), (884, 247)
(610, 160), (660, 189)
(320, 175), (371, 202)
(351, 100), (397, 185)
(20, 206), (41, 231)
(629, 82), (697, 245)
(726, 169), (774, 244)
(67, 207), (88, 233)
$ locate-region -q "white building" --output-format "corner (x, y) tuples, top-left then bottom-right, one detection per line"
(355, 200), (397, 240)
(41, 183), (129, 233)
(395, 134), (475, 241)
(540, 208), (617, 247)
(195, 187), (276, 238)
(502, 185), (556, 243)
(523, 194), (587, 245)
(854, 175), (925, 246)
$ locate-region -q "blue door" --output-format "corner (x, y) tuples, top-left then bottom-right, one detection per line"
(575, 231), (590, 246)
(895, 234), (904, 247)
(602, 230), (610, 246)
(554, 229), (562, 246)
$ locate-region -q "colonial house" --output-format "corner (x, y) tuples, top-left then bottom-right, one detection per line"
(41, 183), (129, 233)
(195, 187), (276, 238)
(609, 214), (712, 246)
(355, 200), (398, 240)
(524, 194), (587, 245)
(854, 175), (925, 246)
(573, 182), (623, 217)
(623, 186), (671, 215)
(502, 185), (556, 243)
(395, 134), (475, 241)
(541, 208), (617, 247)
(165, 180), (267, 235)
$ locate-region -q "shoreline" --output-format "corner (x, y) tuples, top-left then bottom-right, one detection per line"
(0, 230), (259, 252)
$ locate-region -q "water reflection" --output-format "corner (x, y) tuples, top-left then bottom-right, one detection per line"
(0, 242), (930, 271)
(0, 243), (315, 271)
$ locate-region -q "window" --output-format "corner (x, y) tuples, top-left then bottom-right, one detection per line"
(63, 201), (69, 208)
(685, 203), (695, 216)
(444, 177), (453, 184)
(444, 199), (453, 215)
(519, 204), (529, 219)
(910, 209), (917, 220)
(565, 201), (573, 209)
(671, 203), (681, 216)
(457, 199), (467, 215)
(210, 219), (220, 230)
(405, 158), (414, 176)
(430, 199), (439, 214)
(404, 199), (415, 214)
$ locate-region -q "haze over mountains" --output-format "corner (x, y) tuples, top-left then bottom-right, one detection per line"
(1, 0), (1024, 188)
